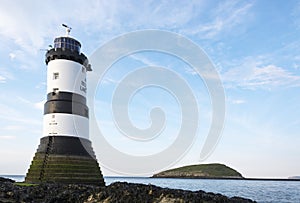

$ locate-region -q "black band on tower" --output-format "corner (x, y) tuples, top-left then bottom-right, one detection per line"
(37, 136), (95, 157)
(45, 48), (92, 71)
(44, 100), (89, 118)
(47, 91), (86, 105)
(44, 91), (89, 118)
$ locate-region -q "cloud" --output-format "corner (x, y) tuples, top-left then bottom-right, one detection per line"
(3, 125), (24, 131)
(222, 56), (300, 90)
(123, 1), (202, 28)
(8, 50), (38, 70)
(181, 0), (253, 39)
(102, 77), (119, 85)
(0, 0), (208, 57)
(0, 135), (16, 140)
(0, 1), (186, 73)
(292, 1), (300, 29)
(0, 1), (193, 49)
(35, 82), (46, 89)
(0, 95), (42, 130)
(0, 1), (109, 57)
(230, 99), (246, 104)
(0, 2), (57, 70)
(9, 53), (16, 60)
(17, 96), (32, 105)
(0, 75), (6, 83)
(184, 67), (198, 76)
(34, 100), (45, 110)
(0, 103), (40, 126)
(0, 1), (48, 52)
(233, 99), (246, 104)
(130, 55), (158, 67)
(16, 96), (45, 110)
(0, 68), (14, 81)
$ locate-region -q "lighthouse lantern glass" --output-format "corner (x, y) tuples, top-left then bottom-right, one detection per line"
(54, 37), (81, 53)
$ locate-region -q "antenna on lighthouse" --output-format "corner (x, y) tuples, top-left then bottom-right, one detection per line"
(62, 24), (72, 36)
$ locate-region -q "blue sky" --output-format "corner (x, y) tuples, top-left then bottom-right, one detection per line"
(1, 0), (300, 178)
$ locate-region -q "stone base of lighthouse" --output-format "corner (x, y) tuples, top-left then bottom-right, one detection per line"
(25, 136), (105, 186)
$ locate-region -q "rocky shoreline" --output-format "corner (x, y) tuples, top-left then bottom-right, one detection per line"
(0, 177), (256, 203)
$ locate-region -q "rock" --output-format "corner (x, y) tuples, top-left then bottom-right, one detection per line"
(0, 177), (15, 183)
(0, 181), (256, 203)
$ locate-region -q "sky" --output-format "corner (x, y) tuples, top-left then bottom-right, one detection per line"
(0, 0), (300, 178)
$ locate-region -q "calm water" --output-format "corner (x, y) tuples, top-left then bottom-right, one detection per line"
(2, 175), (300, 203)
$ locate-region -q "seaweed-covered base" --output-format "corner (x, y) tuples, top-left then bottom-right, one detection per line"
(25, 136), (104, 186)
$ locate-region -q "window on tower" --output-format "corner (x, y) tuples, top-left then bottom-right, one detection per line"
(53, 72), (59, 80)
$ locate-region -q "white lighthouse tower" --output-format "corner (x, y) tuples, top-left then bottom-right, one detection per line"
(25, 25), (104, 185)
(43, 24), (90, 141)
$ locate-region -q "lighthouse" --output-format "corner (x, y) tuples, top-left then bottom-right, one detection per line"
(25, 25), (105, 185)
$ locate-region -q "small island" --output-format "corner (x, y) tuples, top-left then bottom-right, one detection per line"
(153, 163), (244, 179)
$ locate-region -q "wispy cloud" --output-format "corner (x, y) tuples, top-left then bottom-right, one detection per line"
(292, 1), (300, 29)
(3, 125), (24, 131)
(181, 0), (253, 39)
(0, 103), (40, 126)
(124, 1), (202, 28)
(0, 135), (16, 140)
(101, 77), (119, 85)
(222, 56), (300, 90)
(0, 75), (6, 83)
(0, 0), (202, 54)
(35, 82), (46, 89)
(34, 100), (45, 110)
(16, 96), (45, 110)
(130, 54), (158, 67)
(0, 68), (14, 81)
(9, 53), (16, 60)
(0, 2), (48, 53)
(228, 98), (246, 104)
(0, 93), (42, 130)
(0, 1), (98, 68)
(184, 67), (198, 76)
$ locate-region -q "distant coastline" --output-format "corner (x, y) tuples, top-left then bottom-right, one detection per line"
(289, 176), (300, 180)
(243, 177), (300, 181)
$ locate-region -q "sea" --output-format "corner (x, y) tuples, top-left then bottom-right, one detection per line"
(1, 175), (300, 203)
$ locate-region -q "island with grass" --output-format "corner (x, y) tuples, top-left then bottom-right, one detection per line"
(152, 163), (244, 179)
